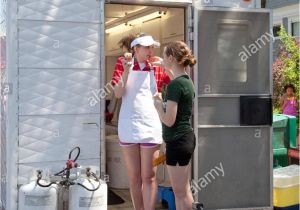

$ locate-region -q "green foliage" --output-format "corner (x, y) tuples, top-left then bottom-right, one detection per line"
(273, 107), (281, 114)
(273, 26), (300, 112)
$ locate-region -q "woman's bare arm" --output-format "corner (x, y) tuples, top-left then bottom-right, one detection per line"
(280, 95), (286, 112)
(113, 59), (131, 98)
(154, 99), (178, 127)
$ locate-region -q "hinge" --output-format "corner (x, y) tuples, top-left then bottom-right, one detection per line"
(188, 18), (194, 28)
(187, 5), (194, 42)
(189, 32), (194, 41)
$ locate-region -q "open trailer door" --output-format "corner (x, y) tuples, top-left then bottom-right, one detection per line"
(3, 1), (105, 209)
(192, 5), (273, 210)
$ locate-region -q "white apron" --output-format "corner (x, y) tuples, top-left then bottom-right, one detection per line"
(118, 66), (163, 144)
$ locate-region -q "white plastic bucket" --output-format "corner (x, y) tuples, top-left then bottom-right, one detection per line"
(106, 135), (129, 189)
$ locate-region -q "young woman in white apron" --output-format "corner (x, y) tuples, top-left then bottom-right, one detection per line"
(113, 35), (169, 210)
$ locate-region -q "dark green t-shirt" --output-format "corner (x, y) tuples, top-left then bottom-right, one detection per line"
(162, 75), (195, 142)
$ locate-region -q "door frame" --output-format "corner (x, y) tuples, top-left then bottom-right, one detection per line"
(4, 0), (18, 209)
(101, 0), (193, 174)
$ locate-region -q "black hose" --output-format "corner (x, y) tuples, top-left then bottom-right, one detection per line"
(54, 147), (80, 176)
(69, 146), (80, 162)
(54, 168), (67, 176)
(37, 147), (82, 188)
(36, 178), (57, 188)
(76, 172), (100, 191)
(77, 181), (100, 192)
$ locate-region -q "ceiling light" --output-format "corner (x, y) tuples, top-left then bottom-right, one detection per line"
(127, 11), (166, 26)
(105, 23), (129, 34)
(105, 10), (167, 34)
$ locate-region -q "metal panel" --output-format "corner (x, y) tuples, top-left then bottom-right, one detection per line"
(99, 0), (106, 176)
(282, 17), (290, 34)
(266, 0), (299, 9)
(197, 9), (271, 94)
(195, 0), (258, 8)
(4, 0), (19, 209)
(19, 68), (100, 115)
(0, 61), (6, 210)
(18, 115), (100, 163)
(18, 20), (99, 69)
(0, 0), (7, 206)
(193, 7), (272, 210)
(196, 127), (271, 209)
(2, 0), (102, 209)
(17, 4), (102, 200)
(107, 0), (192, 6)
(18, 0), (100, 22)
(198, 97), (240, 125)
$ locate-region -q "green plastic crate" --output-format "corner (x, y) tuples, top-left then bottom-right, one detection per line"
(273, 114), (289, 149)
(273, 148), (289, 168)
(284, 115), (297, 149)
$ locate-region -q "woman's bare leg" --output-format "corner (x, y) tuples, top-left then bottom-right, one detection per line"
(167, 163), (194, 210)
(122, 145), (144, 210)
(140, 146), (160, 210)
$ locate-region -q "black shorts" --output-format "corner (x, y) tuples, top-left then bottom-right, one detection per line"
(165, 131), (196, 166)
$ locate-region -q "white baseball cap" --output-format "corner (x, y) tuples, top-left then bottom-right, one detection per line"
(130, 36), (160, 48)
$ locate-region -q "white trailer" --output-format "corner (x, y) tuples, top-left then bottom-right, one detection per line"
(1, 0), (273, 209)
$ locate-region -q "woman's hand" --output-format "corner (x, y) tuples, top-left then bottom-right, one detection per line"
(121, 58), (132, 73)
(151, 57), (164, 68)
(153, 92), (162, 100)
(153, 91), (178, 127)
(118, 57), (132, 87)
(150, 56), (174, 80)
(114, 56), (132, 99)
(154, 100), (162, 110)
(153, 93), (163, 110)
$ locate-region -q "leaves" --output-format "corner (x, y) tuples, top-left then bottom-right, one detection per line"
(273, 26), (299, 111)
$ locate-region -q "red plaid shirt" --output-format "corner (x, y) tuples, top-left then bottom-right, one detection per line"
(111, 56), (170, 92)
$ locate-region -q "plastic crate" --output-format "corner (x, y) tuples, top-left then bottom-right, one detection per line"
(273, 114), (289, 149)
(273, 165), (300, 208)
(284, 115), (297, 149)
(273, 148), (289, 168)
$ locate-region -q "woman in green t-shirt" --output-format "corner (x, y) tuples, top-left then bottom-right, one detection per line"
(154, 41), (196, 210)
